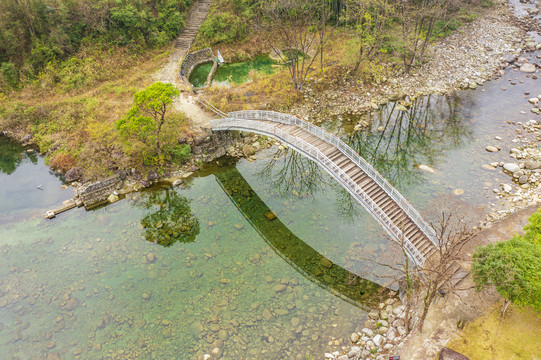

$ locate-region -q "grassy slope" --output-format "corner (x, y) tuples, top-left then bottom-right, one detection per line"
(446, 302), (541, 359)
(0, 46), (192, 179)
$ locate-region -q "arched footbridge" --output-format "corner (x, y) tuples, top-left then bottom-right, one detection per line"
(210, 110), (439, 267)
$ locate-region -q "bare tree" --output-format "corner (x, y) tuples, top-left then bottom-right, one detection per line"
(395, 0), (447, 72)
(345, 0), (393, 73)
(261, 0), (332, 90)
(357, 195), (480, 332)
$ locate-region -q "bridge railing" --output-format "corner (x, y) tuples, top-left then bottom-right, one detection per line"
(210, 117), (426, 267)
(226, 110), (439, 249)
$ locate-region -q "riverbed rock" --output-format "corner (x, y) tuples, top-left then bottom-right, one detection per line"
(264, 211), (277, 221)
(503, 163), (520, 173)
(502, 184), (513, 193)
(418, 164), (435, 173)
(172, 179), (183, 186)
(373, 334), (383, 347)
(261, 308), (273, 321)
(147, 171), (159, 181)
(439, 347), (470, 360)
(485, 145), (499, 152)
(242, 145), (255, 157)
(518, 175), (529, 184)
(348, 347), (361, 358)
(453, 189), (464, 196)
(525, 160), (541, 170)
(65, 167), (80, 182)
(107, 194), (119, 203)
(64, 297), (79, 311)
(520, 63), (536, 73)
(146, 253), (156, 263)
(361, 328), (374, 337)
(351, 332), (360, 343)
(396, 104), (408, 112)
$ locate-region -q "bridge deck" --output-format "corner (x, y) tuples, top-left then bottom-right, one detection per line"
(211, 112), (438, 266)
(270, 121), (437, 261)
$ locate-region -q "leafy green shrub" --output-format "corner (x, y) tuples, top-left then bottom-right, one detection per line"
(199, 12), (247, 44)
(170, 144), (191, 163)
(0, 62), (19, 89)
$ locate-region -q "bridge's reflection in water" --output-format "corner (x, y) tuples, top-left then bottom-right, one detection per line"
(215, 166), (390, 311)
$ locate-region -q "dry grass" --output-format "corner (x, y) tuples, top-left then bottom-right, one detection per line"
(446, 302), (541, 360)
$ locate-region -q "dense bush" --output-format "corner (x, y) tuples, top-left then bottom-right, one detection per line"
(197, 0), (257, 45)
(0, 0), (195, 87)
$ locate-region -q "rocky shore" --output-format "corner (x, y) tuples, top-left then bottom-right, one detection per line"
(481, 115), (541, 227)
(325, 298), (414, 360)
(63, 131), (274, 207)
(294, 1), (525, 123)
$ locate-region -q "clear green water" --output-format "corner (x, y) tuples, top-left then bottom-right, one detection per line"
(1, 51), (539, 359)
(189, 55), (280, 88)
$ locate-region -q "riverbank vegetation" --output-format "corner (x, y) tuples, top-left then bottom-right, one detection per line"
(472, 207), (541, 313)
(0, 0), (499, 181)
(0, 0), (197, 179)
(197, 0), (494, 112)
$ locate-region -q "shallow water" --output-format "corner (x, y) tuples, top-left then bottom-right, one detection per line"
(1, 46), (540, 359)
(189, 55), (280, 88)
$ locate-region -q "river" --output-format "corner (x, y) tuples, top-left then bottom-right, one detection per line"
(0, 38), (539, 360)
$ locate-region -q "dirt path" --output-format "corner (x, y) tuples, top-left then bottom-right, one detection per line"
(401, 205), (539, 360)
(154, 0), (215, 133)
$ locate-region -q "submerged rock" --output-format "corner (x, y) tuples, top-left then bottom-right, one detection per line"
(520, 63), (536, 73)
(418, 164), (435, 173)
(264, 211), (277, 221)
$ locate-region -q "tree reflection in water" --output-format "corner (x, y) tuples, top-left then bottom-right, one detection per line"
(0, 136), (38, 175)
(258, 148), (330, 198)
(140, 189), (200, 247)
(256, 93), (475, 219)
(344, 94), (474, 188)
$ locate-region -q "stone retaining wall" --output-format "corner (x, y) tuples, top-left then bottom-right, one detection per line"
(78, 174), (121, 209)
(180, 48), (214, 79)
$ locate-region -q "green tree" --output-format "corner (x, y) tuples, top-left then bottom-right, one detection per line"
(116, 82), (179, 161)
(472, 209), (541, 313)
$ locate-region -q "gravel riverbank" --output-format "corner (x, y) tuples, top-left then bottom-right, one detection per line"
(295, 1), (525, 124)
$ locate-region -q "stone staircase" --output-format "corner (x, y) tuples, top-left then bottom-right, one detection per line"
(154, 0), (214, 84)
(175, 0), (214, 51)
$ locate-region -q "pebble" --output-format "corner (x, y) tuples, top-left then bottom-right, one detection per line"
(520, 63), (536, 73)
(503, 163), (520, 173)
(146, 253), (156, 263)
(262, 308), (273, 321)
